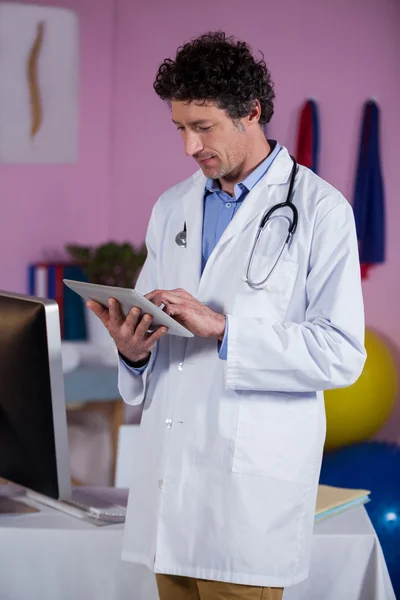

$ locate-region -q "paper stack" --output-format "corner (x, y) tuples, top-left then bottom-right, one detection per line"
(315, 485), (371, 522)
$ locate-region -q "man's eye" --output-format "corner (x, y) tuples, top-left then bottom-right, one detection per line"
(198, 126), (212, 132)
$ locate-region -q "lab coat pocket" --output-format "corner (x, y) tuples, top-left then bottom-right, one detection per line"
(233, 260), (299, 322)
(232, 396), (319, 484)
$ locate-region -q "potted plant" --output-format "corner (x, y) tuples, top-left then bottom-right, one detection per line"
(65, 241), (147, 288)
(65, 241), (147, 345)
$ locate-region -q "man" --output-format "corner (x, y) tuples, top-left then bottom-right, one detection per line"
(89, 32), (366, 600)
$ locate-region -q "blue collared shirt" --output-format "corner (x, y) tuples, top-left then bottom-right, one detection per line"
(126, 140), (281, 372)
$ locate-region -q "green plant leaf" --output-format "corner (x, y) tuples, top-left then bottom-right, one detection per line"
(65, 240), (147, 287)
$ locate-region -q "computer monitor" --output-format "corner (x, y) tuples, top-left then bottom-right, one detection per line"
(0, 290), (71, 501)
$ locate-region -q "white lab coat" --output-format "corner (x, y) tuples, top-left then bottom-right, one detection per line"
(118, 147), (366, 587)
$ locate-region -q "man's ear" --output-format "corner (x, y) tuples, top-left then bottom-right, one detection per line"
(247, 100), (262, 126)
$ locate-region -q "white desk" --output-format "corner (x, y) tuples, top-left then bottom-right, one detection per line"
(0, 496), (395, 600)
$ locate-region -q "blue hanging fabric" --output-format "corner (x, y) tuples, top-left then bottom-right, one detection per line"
(353, 100), (385, 279)
(310, 100), (320, 174)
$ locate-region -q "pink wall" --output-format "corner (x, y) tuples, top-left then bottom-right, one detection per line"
(0, 0), (115, 293)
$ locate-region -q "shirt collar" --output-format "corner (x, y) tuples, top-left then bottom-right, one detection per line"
(205, 178), (221, 193)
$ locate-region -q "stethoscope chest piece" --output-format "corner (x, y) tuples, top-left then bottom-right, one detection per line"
(175, 223), (187, 248)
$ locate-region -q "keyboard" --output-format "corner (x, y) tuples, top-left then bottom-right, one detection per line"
(25, 487), (129, 524)
(65, 488), (127, 522)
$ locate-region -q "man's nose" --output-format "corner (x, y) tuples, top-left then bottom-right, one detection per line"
(184, 132), (203, 157)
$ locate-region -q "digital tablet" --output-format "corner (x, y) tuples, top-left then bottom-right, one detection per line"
(63, 279), (194, 338)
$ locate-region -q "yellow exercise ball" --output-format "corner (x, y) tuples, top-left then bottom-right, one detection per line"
(324, 329), (398, 451)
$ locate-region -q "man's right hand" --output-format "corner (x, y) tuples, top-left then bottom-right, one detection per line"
(87, 298), (168, 365)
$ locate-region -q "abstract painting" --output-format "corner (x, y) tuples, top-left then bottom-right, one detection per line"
(0, 3), (78, 163)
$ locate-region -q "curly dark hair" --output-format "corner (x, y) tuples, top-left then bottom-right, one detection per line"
(153, 31), (275, 126)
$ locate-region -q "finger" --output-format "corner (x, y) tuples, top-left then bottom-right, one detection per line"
(124, 306), (141, 331)
(171, 288), (193, 299)
(151, 291), (187, 306)
(144, 290), (164, 306)
(160, 306), (187, 328)
(87, 300), (110, 327)
(144, 290), (160, 301)
(147, 326), (168, 345)
(134, 313), (153, 340)
(163, 303), (186, 319)
(108, 298), (124, 328)
(147, 294), (164, 307)
(146, 289), (192, 303)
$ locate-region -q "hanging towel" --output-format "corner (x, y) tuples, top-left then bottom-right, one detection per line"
(295, 99), (320, 173)
(353, 100), (385, 280)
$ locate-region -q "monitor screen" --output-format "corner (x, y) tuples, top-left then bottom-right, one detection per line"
(0, 292), (71, 500)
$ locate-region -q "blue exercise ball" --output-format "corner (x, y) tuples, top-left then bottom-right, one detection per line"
(320, 441), (400, 596)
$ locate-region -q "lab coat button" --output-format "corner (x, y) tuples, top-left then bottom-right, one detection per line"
(158, 479), (163, 489)
(165, 418), (173, 428)
(178, 362), (183, 371)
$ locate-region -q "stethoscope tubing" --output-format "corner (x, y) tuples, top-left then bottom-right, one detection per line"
(175, 156), (298, 290)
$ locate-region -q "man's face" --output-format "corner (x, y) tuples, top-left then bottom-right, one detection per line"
(171, 100), (251, 180)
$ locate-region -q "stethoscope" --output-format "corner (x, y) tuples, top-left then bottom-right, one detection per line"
(175, 156), (298, 291)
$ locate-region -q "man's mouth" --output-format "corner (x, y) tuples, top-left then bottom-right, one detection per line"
(198, 156), (216, 164)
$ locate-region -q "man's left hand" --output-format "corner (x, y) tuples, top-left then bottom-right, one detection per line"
(145, 289), (226, 340)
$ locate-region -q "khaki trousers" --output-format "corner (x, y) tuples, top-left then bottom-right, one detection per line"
(156, 574), (284, 600)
